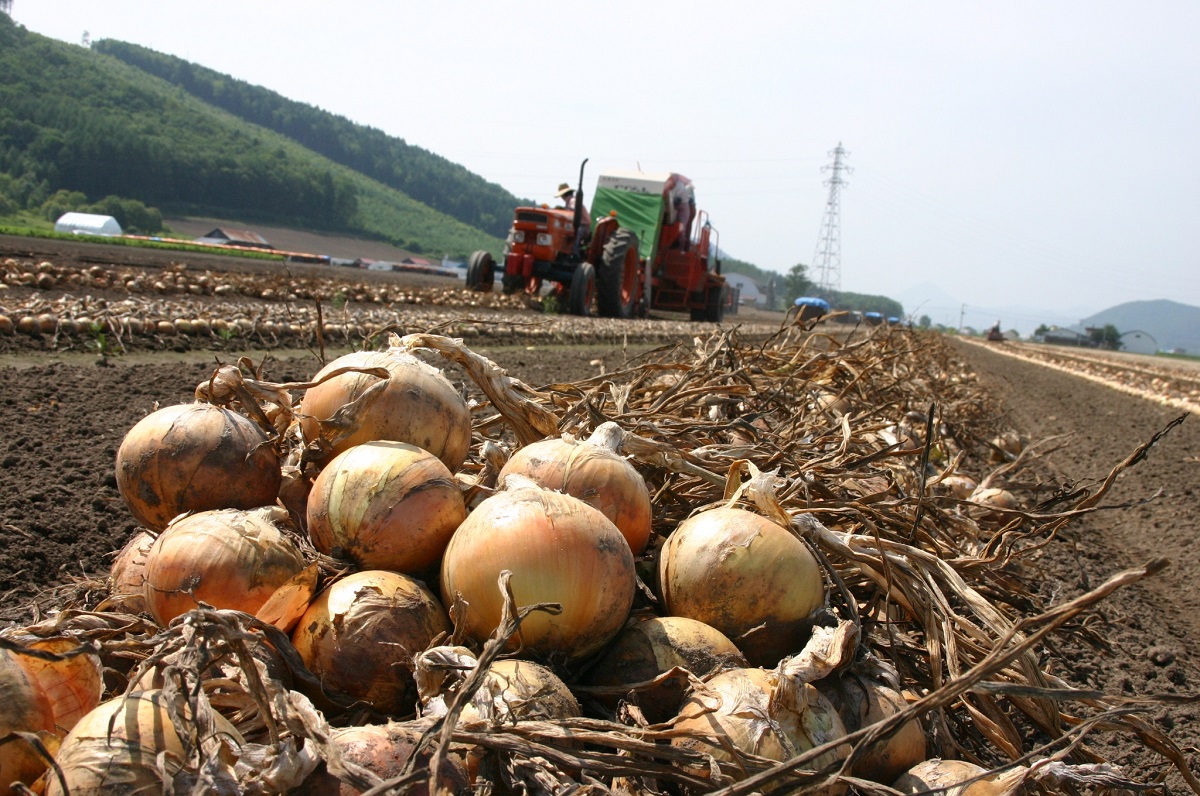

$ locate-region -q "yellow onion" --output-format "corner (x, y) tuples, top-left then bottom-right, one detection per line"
(0, 647), (56, 796)
(440, 479), (635, 664)
(298, 346), (471, 471)
(291, 570), (451, 716)
(142, 506), (307, 626)
(418, 651), (579, 726)
(106, 529), (156, 613)
(11, 638), (104, 735)
(658, 506), (825, 666)
(817, 675), (925, 784)
(939, 474), (978, 500)
(893, 758), (1027, 795)
(672, 667), (848, 789)
(45, 689), (243, 796)
(303, 721), (470, 795)
(115, 402), (281, 531)
(307, 441), (466, 574)
(582, 615), (746, 723)
(498, 422), (653, 554)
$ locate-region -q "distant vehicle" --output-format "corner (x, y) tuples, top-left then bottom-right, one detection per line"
(987, 321), (1005, 342)
(466, 159), (728, 320)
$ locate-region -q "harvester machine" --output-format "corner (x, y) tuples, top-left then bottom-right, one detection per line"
(466, 160), (729, 321)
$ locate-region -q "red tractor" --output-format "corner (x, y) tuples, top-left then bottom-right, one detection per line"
(466, 160), (728, 321)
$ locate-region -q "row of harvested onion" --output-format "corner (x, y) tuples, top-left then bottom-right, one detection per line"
(1, 334), (1018, 795)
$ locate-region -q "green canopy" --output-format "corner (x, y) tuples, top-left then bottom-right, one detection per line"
(590, 171), (675, 265)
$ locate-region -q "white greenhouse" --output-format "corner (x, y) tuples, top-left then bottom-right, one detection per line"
(54, 212), (123, 236)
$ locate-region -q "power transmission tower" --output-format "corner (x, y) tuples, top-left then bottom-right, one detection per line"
(812, 143), (851, 299)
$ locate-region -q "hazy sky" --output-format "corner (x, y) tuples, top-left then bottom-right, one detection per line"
(10, 1), (1199, 332)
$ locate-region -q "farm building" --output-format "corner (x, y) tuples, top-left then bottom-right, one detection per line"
(193, 227), (274, 249)
(54, 212), (122, 236)
(1041, 327), (1091, 347)
(1120, 330), (1158, 355)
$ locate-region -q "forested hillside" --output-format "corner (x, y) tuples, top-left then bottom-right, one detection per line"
(92, 40), (526, 240)
(0, 13), (502, 258)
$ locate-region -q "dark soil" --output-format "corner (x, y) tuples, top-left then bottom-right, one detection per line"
(2, 237), (1199, 787)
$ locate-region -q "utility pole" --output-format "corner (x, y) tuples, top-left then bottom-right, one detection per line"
(959, 304), (966, 331)
(812, 143), (851, 300)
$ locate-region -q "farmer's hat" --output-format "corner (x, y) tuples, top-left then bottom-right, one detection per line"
(555, 183), (574, 197)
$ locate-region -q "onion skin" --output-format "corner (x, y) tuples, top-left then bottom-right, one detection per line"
(115, 402), (282, 531)
(142, 506), (307, 626)
(423, 658), (579, 725)
(291, 570), (452, 717)
(440, 484), (636, 664)
(658, 506), (825, 666)
(498, 423), (653, 554)
(672, 667), (848, 789)
(0, 648), (56, 796)
(107, 529), (156, 614)
(307, 441), (466, 574)
(298, 348), (471, 471)
(583, 615), (746, 722)
(45, 689), (242, 796)
(893, 758), (1028, 795)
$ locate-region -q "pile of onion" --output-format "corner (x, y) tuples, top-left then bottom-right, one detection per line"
(671, 667), (848, 786)
(141, 506), (307, 626)
(498, 422), (653, 554)
(45, 689), (242, 796)
(440, 477), (636, 664)
(658, 506), (826, 666)
(115, 402), (282, 531)
(298, 346), (471, 471)
(307, 440), (467, 574)
(0, 647), (56, 795)
(817, 674), (926, 784)
(583, 615), (746, 723)
(291, 570), (451, 716)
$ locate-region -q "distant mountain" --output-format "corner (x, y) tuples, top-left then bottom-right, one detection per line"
(1080, 299), (1200, 353)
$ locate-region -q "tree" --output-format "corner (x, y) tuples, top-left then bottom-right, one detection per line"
(1034, 324), (1050, 337)
(781, 263), (816, 303)
(918, 314), (932, 329)
(1089, 324), (1122, 350)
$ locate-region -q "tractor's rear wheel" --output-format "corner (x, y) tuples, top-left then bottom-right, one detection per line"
(465, 251), (495, 291)
(597, 228), (640, 318)
(569, 262), (597, 316)
(691, 285), (726, 322)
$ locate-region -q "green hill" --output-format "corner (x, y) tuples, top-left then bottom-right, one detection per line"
(0, 13), (503, 259)
(91, 39), (528, 240)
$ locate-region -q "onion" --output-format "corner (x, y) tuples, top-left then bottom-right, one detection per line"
(939, 474), (978, 500)
(291, 570), (451, 716)
(419, 653), (579, 725)
(298, 346), (471, 471)
(307, 441), (466, 574)
(893, 758), (1027, 795)
(45, 689), (242, 796)
(115, 402), (282, 531)
(11, 638), (104, 734)
(658, 506), (825, 666)
(439, 479), (636, 664)
(582, 615), (746, 723)
(672, 667), (848, 787)
(0, 647), (56, 795)
(303, 721), (470, 796)
(106, 529), (156, 614)
(142, 506), (307, 626)
(817, 675), (925, 784)
(498, 422), (653, 554)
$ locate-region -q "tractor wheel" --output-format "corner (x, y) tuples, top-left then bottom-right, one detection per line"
(597, 228), (640, 318)
(691, 285), (726, 323)
(569, 262), (597, 316)
(465, 251), (495, 292)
